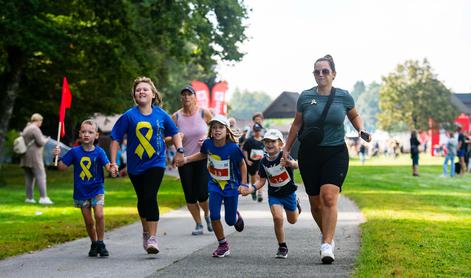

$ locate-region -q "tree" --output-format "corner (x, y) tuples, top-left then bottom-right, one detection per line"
(378, 59), (457, 131)
(350, 81), (366, 102)
(356, 82), (381, 131)
(0, 0), (249, 160)
(229, 89), (272, 120)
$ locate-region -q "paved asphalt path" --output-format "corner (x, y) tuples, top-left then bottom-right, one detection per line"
(0, 171), (364, 278)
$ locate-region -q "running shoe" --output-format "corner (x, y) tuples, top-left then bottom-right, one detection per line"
(146, 236), (160, 254)
(251, 191), (257, 201)
(257, 192), (263, 203)
(96, 241), (109, 257)
(88, 241), (98, 257)
(192, 224), (204, 235)
(320, 243), (335, 264)
(38, 197), (54, 205)
(143, 232), (150, 250)
(212, 242), (230, 258)
(25, 198), (36, 204)
(205, 215), (213, 232)
(276, 246), (288, 259)
(234, 211), (244, 232)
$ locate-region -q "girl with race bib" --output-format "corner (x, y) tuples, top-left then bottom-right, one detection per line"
(240, 129), (301, 259)
(179, 115), (247, 258)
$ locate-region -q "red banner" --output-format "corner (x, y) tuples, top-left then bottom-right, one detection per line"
(59, 77), (72, 137)
(191, 80), (210, 109)
(211, 81), (228, 116)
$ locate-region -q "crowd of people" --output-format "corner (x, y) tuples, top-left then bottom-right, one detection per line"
(17, 54), (372, 264)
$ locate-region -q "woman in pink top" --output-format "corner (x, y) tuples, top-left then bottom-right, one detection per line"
(172, 86), (213, 235)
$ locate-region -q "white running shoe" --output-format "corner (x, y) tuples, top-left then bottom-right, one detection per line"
(320, 243), (335, 264)
(39, 197), (53, 205)
(146, 236), (160, 254)
(25, 198), (36, 204)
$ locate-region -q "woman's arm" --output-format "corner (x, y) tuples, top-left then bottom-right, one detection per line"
(348, 108), (371, 142)
(282, 112), (303, 159)
(109, 140), (120, 175)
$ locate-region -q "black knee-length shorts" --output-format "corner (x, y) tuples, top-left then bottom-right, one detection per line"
(298, 143), (349, 196)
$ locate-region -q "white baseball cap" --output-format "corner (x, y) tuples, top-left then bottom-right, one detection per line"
(263, 129), (284, 143)
(209, 115), (230, 127)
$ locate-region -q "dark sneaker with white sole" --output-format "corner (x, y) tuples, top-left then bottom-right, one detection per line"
(276, 246), (288, 259)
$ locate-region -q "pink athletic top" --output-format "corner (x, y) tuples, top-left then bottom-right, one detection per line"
(176, 108), (208, 156)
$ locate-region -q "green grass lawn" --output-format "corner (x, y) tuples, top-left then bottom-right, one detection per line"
(310, 154), (471, 277)
(0, 164), (185, 260)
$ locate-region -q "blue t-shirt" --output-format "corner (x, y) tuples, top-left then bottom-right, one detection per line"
(200, 139), (244, 196)
(111, 106), (179, 175)
(61, 146), (110, 200)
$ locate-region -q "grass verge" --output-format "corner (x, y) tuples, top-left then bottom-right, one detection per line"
(0, 164), (185, 260)
(343, 164), (470, 277)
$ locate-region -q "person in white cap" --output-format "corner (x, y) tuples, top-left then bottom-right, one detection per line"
(178, 115), (248, 258)
(240, 128), (301, 259)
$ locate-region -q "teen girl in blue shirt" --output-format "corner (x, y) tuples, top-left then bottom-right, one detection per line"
(110, 77), (184, 255)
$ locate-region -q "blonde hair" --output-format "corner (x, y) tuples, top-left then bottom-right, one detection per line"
(81, 119), (98, 132)
(132, 76), (163, 107)
(30, 113), (43, 122)
(208, 122), (237, 143)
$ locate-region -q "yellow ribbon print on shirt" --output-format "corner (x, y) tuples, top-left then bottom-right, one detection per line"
(79, 157), (93, 181)
(135, 121), (156, 159)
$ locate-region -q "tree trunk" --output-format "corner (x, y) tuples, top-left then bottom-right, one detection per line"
(0, 46), (24, 163)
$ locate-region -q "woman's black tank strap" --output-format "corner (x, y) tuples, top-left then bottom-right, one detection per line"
(317, 87), (336, 127)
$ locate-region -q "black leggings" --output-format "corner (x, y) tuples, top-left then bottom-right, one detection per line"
(129, 167), (165, 221)
(177, 159), (209, 204)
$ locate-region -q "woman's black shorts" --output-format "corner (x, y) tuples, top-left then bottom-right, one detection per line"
(177, 159), (209, 204)
(298, 143), (349, 196)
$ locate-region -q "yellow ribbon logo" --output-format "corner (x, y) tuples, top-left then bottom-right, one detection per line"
(79, 157), (93, 181)
(135, 121), (156, 159)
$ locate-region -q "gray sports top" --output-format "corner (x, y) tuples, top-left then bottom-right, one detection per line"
(296, 87), (354, 146)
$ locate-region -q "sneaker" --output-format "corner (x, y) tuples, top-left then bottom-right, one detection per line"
(234, 211), (244, 232)
(39, 197), (53, 205)
(296, 198), (302, 215)
(251, 191), (257, 201)
(212, 242), (230, 258)
(320, 243), (335, 264)
(25, 198), (36, 204)
(276, 246), (288, 259)
(257, 192), (263, 203)
(146, 236), (160, 254)
(88, 241), (98, 257)
(142, 232), (150, 250)
(205, 216), (213, 232)
(96, 241), (109, 257)
(192, 224), (204, 235)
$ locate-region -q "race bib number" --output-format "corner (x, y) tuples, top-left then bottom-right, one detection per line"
(250, 149), (264, 161)
(207, 156), (231, 181)
(264, 164), (291, 188)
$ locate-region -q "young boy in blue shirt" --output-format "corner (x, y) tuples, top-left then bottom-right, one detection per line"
(54, 119), (113, 257)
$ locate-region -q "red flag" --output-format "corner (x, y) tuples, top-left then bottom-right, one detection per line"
(59, 77), (72, 137)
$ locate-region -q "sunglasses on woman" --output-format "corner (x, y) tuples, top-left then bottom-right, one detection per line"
(313, 69), (331, 76)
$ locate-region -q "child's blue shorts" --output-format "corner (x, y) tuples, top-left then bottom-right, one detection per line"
(268, 192), (297, 212)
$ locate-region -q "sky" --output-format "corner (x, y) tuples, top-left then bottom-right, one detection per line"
(217, 0), (471, 99)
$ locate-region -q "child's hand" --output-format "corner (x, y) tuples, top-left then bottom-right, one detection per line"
(280, 157), (287, 167)
(53, 146), (61, 157)
(238, 184), (249, 196)
(110, 163), (119, 177)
